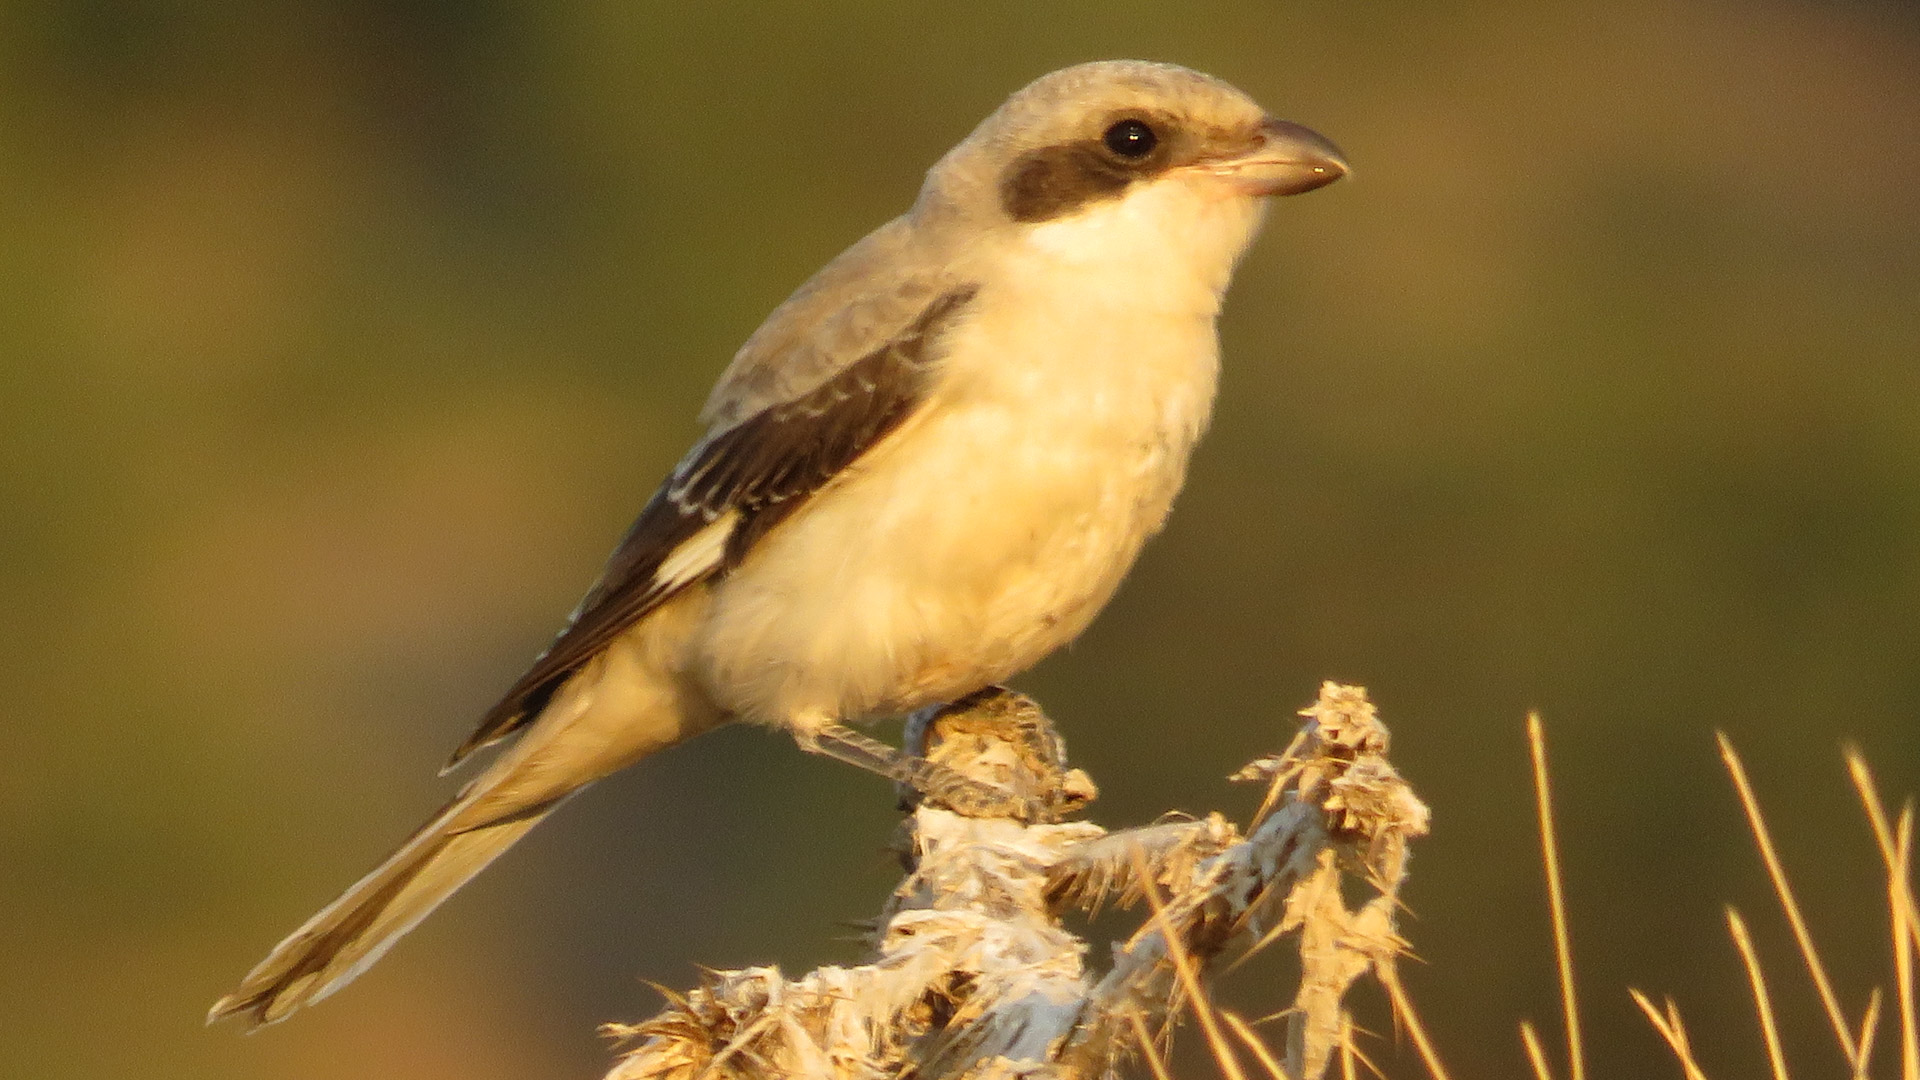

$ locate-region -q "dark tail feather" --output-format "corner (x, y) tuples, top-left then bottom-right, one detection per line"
(207, 794), (559, 1028)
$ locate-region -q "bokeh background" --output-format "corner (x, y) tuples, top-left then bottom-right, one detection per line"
(3, 1), (1917, 1077)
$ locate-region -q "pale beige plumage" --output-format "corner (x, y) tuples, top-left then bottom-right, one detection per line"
(211, 59), (1345, 1028)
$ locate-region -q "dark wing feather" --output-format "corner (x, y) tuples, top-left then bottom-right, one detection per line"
(446, 284), (979, 766)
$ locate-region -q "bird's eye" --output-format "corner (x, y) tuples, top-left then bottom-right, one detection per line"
(1103, 119), (1157, 159)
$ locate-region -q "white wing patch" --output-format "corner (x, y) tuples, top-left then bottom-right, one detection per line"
(653, 509), (739, 593)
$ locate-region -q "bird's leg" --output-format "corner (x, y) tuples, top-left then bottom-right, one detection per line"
(797, 720), (1050, 823)
(797, 722), (919, 785)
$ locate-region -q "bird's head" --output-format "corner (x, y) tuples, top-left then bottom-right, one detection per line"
(918, 61), (1346, 299)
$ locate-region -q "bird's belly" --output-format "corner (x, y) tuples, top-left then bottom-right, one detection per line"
(694, 328), (1217, 727)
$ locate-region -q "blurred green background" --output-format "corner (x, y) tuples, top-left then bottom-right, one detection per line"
(3, 1), (1917, 1077)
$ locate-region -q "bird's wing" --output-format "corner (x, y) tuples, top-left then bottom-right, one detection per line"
(697, 216), (954, 428)
(447, 280), (980, 766)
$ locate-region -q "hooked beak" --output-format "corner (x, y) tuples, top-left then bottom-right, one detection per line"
(1207, 118), (1348, 197)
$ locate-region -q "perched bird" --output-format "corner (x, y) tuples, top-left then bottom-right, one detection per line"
(210, 58), (1346, 1028)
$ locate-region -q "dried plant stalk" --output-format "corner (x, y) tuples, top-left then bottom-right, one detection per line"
(1719, 733), (1861, 1072)
(1727, 907), (1792, 1080)
(1630, 736), (1918, 1080)
(1627, 990), (1714, 1080)
(603, 683), (1428, 1080)
(1530, 714), (1586, 1080)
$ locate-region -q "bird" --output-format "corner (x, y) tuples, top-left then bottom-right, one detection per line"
(209, 58), (1346, 1028)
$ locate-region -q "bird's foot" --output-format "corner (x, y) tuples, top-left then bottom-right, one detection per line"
(905, 688), (1098, 823)
(799, 689), (1096, 824)
(800, 721), (1041, 821)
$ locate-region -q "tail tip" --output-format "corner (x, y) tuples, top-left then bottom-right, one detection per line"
(207, 982), (305, 1032)
(205, 992), (260, 1031)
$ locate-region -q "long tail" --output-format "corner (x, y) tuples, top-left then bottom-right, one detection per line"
(206, 784), (565, 1029)
(210, 596), (729, 1029)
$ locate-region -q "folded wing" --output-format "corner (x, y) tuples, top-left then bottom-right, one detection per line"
(448, 282), (980, 765)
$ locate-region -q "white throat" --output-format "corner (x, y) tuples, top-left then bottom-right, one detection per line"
(1017, 174), (1270, 313)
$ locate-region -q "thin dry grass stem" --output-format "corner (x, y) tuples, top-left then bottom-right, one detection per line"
(1846, 750), (1920, 1080)
(1331, 1015), (1385, 1080)
(1127, 1009), (1177, 1080)
(1234, 915), (1296, 973)
(1519, 1020), (1556, 1080)
(1846, 753), (1920, 956)
(1135, 848), (1251, 1080)
(1222, 1009), (1292, 1080)
(1857, 989), (1883, 1080)
(1897, 809), (1917, 1080)
(1249, 729), (1312, 829)
(1337, 1013), (1377, 1080)
(1332, 1015), (1385, 1080)
(1375, 961), (1454, 1080)
(1627, 989), (1714, 1080)
(1718, 733), (1863, 1072)
(1727, 906), (1792, 1080)
(1528, 713), (1586, 1080)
